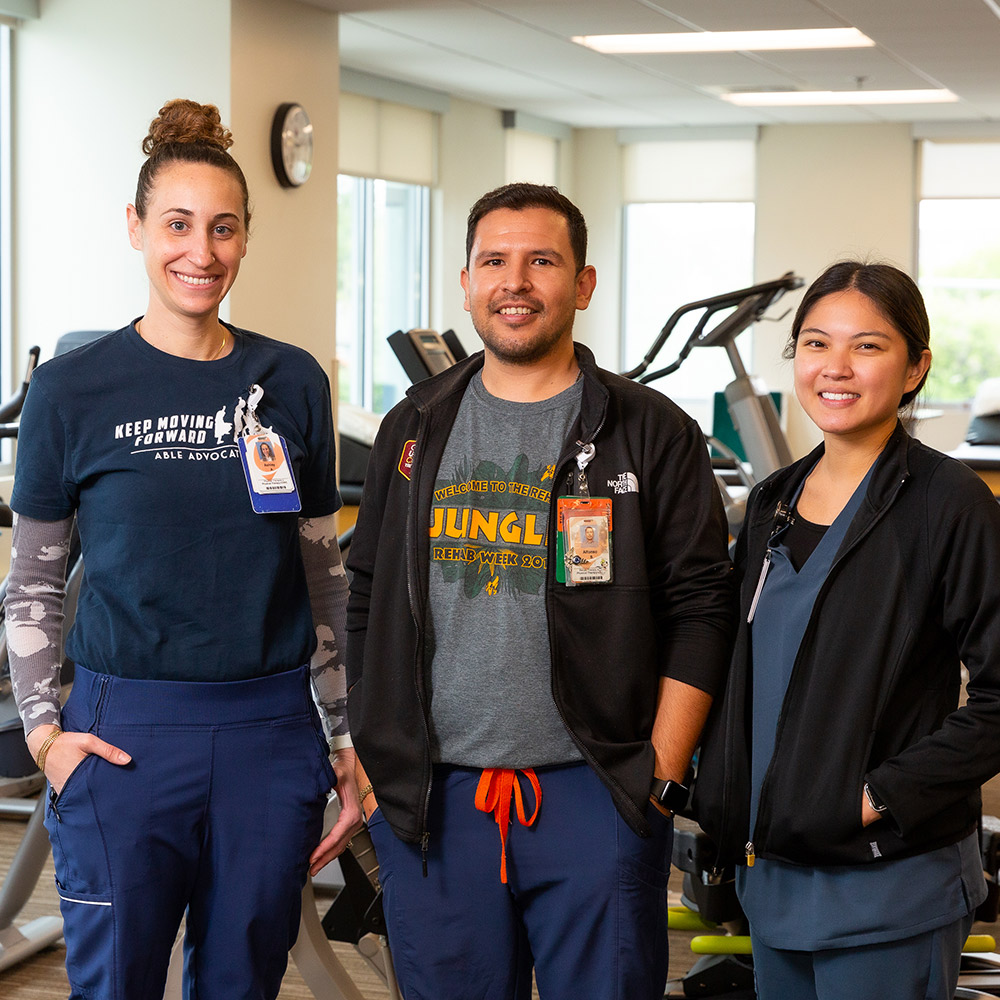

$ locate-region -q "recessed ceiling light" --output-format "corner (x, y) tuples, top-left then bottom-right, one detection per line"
(721, 88), (958, 106)
(571, 27), (875, 54)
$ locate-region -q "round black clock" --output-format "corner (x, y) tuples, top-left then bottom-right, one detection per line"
(270, 103), (313, 188)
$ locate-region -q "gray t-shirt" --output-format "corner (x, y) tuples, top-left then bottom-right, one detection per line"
(426, 371), (584, 768)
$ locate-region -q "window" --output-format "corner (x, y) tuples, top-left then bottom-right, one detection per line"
(620, 137), (756, 431)
(918, 199), (1000, 403)
(337, 175), (430, 414)
(621, 203), (756, 407)
(918, 140), (1000, 403)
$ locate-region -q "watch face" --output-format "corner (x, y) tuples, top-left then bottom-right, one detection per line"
(271, 103), (313, 187)
(652, 778), (689, 812)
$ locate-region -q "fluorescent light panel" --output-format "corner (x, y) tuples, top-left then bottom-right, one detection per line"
(572, 27), (875, 54)
(722, 89), (958, 106)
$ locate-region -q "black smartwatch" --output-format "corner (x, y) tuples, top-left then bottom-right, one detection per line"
(864, 782), (888, 814)
(650, 777), (689, 813)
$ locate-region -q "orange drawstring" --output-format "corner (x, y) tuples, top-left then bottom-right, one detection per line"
(474, 768), (541, 883)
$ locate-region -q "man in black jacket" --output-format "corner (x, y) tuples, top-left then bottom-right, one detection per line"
(346, 183), (732, 999)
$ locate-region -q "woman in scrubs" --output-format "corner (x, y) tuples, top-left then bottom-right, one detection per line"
(696, 261), (1000, 1000)
(4, 99), (360, 1000)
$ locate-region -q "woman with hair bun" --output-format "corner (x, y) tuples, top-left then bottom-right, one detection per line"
(695, 261), (1000, 999)
(4, 99), (360, 999)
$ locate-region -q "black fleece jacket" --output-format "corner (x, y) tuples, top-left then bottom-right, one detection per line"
(346, 345), (733, 845)
(694, 423), (1000, 869)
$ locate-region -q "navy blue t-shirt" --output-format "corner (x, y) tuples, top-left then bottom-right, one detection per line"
(10, 321), (341, 683)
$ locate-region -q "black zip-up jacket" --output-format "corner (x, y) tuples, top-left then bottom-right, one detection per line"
(694, 423), (1000, 869)
(346, 344), (733, 846)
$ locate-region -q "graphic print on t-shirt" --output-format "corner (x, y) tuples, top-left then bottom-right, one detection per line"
(114, 402), (243, 462)
(430, 455), (555, 599)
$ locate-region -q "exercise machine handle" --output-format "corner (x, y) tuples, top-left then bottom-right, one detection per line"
(622, 273), (802, 381)
(0, 346), (40, 424)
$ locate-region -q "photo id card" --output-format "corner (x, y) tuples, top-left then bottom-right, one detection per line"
(556, 496), (613, 586)
(238, 432), (302, 514)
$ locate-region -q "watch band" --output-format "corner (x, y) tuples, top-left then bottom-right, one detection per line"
(650, 777), (689, 813)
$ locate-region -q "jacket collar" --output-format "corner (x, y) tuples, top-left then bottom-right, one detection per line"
(749, 420), (914, 529)
(405, 341), (608, 443)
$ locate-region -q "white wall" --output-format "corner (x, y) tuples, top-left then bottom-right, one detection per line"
(229, 0), (339, 373)
(753, 123), (916, 456)
(12, 0), (231, 368)
(570, 128), (622, 370)
(432, 98), (506, 354)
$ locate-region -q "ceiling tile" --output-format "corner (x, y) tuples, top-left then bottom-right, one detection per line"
(325, 0), (1000, 128)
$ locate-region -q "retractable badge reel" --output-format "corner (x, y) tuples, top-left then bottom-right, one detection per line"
(555, 441), (613, 586)
(235, 384), (302, 514)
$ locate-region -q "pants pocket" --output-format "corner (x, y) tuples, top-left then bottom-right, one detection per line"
(616, 804), (672, 889)
(54, 884), (117, 997)
(45, 769), (119, 1000)
(44, 754), (109, 896)
(264, 718), (333, 873)
(614, 809), (672, 998)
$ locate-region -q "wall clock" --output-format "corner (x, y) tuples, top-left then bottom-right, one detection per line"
(271, 103), (313, 188)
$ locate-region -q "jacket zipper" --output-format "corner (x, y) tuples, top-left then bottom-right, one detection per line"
(709, 481), (774, 881)
(746, 549), (772, 623)
(406, 415), (434, 874)
(749, 472), (911, 864)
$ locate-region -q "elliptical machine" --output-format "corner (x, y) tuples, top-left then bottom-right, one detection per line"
(623, 273), (802, 545)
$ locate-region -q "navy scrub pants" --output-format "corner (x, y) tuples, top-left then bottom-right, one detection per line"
(367, 761), (672, 1000)
(44, 663), (335, 1000)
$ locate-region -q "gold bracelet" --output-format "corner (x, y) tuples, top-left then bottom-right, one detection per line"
(359, 783), (374, 804)
(34, 728), (64, 772)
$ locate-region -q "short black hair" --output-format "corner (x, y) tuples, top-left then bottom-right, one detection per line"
(465, 183), (588, 272)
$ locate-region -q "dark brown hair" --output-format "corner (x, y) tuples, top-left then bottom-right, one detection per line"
(134, 100), (251, 229)
(465, 183), (588, 272)
(785, 260), (931, 408)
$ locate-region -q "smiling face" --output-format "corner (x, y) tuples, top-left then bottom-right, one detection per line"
(793, 287), (931, 448)
(127, 160), (248, 327)
(460, 206), (596, 367)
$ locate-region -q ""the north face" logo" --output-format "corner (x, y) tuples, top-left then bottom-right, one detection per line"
(608, 472), (638, 494)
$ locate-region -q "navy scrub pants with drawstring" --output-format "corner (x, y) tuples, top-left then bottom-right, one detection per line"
(44, 663), (335, 1000)
(367, 761), (672, 1000)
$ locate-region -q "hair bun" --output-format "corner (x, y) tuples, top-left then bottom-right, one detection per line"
(142, 99), (233, 156)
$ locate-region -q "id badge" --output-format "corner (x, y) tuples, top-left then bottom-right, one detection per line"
(238, 432), (302, 514)
(556, 496), (612, 585)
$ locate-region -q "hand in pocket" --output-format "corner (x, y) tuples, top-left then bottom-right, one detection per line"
(36, 730), (132, 797)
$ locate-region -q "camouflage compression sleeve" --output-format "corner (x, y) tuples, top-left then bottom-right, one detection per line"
(4, 513), (73, 737)
(298, 513), (350, 745)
